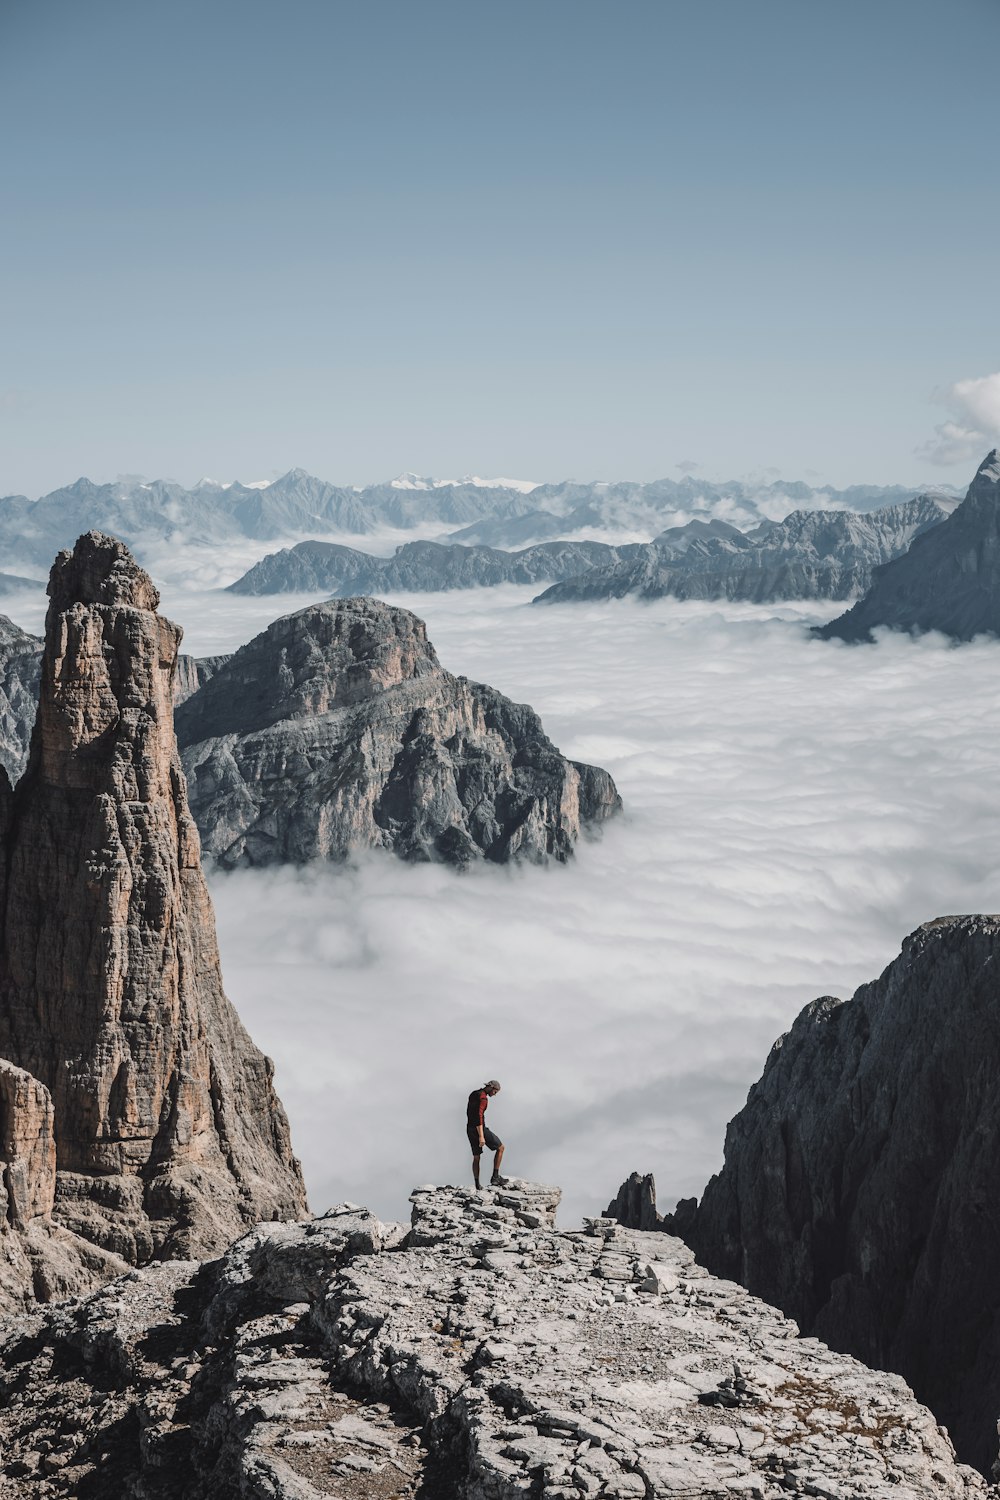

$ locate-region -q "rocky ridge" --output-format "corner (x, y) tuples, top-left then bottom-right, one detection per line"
(0, 531), (306, 1279)
(0, 470), (952, 576)
(0, 1178), (986, 1499)
(227, 538), (645, 596)
(176, 595), (621, 868)
(533, 497), (954, 606)
(667, 914), (1000, 1474)
(819, 451), (1000, 641)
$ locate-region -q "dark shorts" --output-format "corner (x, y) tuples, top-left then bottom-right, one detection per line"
(467, 1124), (502, 1155)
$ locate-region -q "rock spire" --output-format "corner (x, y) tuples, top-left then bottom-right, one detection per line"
(0, 532), (307, 1265)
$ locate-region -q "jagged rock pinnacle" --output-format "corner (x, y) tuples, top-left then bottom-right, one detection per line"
(0, 531), (307, 1266)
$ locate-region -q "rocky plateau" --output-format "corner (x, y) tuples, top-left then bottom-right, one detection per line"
(175, 595), (620, 868)
(0, 1178), (987, 1500)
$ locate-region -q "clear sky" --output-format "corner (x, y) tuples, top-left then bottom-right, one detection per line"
(3, 0), (999, 496)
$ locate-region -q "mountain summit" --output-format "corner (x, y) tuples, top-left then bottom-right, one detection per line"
(819, 451), (1000, 641)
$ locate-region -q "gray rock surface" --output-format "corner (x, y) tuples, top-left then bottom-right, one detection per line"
(227, 537), (643, 596)
(534, 497), (954, 605)
(176, 595), (621, 868)
(0, 532), (307, 1269)
(677, 915), (1000, 1472)
(819, 452), (1000, 641)
(0, 1179), (986, 1498)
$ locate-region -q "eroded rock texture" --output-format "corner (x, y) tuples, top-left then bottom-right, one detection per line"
(679, 915), (1000, 1472)
(0, 1179), (986, 1498)
(176, 595), (621, 868)
(0, 532), (306, 1268)
(820, 451), (1000, 641)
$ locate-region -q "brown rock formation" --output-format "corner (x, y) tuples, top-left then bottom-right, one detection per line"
(0, 532), (307, 1267)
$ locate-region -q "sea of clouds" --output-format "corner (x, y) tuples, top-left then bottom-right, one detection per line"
(9, 576), (997, 1228)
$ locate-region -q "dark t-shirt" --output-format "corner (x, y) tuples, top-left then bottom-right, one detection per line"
(467, 1088), (488, 1129)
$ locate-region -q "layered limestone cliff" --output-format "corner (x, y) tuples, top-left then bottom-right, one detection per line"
(0, 532), (307, 1267)
(820, 452), (1000, 641)
(176, 595), (621, 868)
(677, 915), (1000, 1473)
(0, 1179), (986, 1498)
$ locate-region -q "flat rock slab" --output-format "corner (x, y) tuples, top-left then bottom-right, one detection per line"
(0, 1181), (989, 1499)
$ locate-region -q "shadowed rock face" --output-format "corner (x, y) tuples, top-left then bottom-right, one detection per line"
(0, 532), (307, 1265)
(604, 1170), (663, 1232)
(176, 595), (621, 868)
(678, 915), (1000, 1472)
(819, 451), (1000, 641)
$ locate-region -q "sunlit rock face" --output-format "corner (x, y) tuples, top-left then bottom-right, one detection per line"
(679, 914), (1000, 1471)
(176, 595), (621, 869)
(820, 450), (1000, 641)
(0, 531), (307, 1265)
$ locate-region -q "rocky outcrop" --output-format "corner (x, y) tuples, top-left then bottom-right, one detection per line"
(173, 651), (230, 706)
(820, 452), (1000, 641)
(0, 1060), (128, 1311)
(0, 1179), (986, 1497)
(0, 531), (307, 1269)
(677, 915), (1000, 1472)
(175, 595), (621, 868)
(227, 536), (643, 595)
(535, 497), (954, 605)
(605, 1170), (663, 1232)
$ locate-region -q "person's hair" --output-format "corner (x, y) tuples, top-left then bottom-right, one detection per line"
(485, 1079), (501, 1091)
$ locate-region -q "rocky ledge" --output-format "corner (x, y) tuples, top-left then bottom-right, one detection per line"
(0, 1179), (987, 1498)
(175, 595), (621, 868)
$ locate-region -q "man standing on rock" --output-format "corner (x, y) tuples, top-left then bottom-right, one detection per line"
(467, 1081), (505, 1190)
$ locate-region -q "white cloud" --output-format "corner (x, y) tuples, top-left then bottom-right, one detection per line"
(920, 372), (1000, 467)
(158, 584), (1000, 1231)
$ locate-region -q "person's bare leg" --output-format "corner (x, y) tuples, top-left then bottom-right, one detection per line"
(491, 1143), (505, 1183)
(472, 1150), (482, 1189)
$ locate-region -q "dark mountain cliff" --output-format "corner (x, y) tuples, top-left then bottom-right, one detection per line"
(672, 914), (1000, 1471)
(820, 451), (1000, 641)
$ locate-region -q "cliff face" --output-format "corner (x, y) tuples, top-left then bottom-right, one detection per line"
(0, 1179), (985, 1499)
(680, 915), (1000, 1472)
(820, 452), (1000, 641)
(0, 532), (307, 1266)
(176, 595), (621, 868)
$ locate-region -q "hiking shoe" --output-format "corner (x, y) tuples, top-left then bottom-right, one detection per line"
(490, 1174), (507, 1187)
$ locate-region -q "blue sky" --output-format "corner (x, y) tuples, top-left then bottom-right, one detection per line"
(2, 0), (999, 494)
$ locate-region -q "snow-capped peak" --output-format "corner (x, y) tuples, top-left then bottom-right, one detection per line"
(388, 472), (539, 493)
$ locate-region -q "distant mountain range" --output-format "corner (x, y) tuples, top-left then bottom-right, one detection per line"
(0, 469), (959, 581)
(533, 495), (957, 606)
(228, 495), (957, 604)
